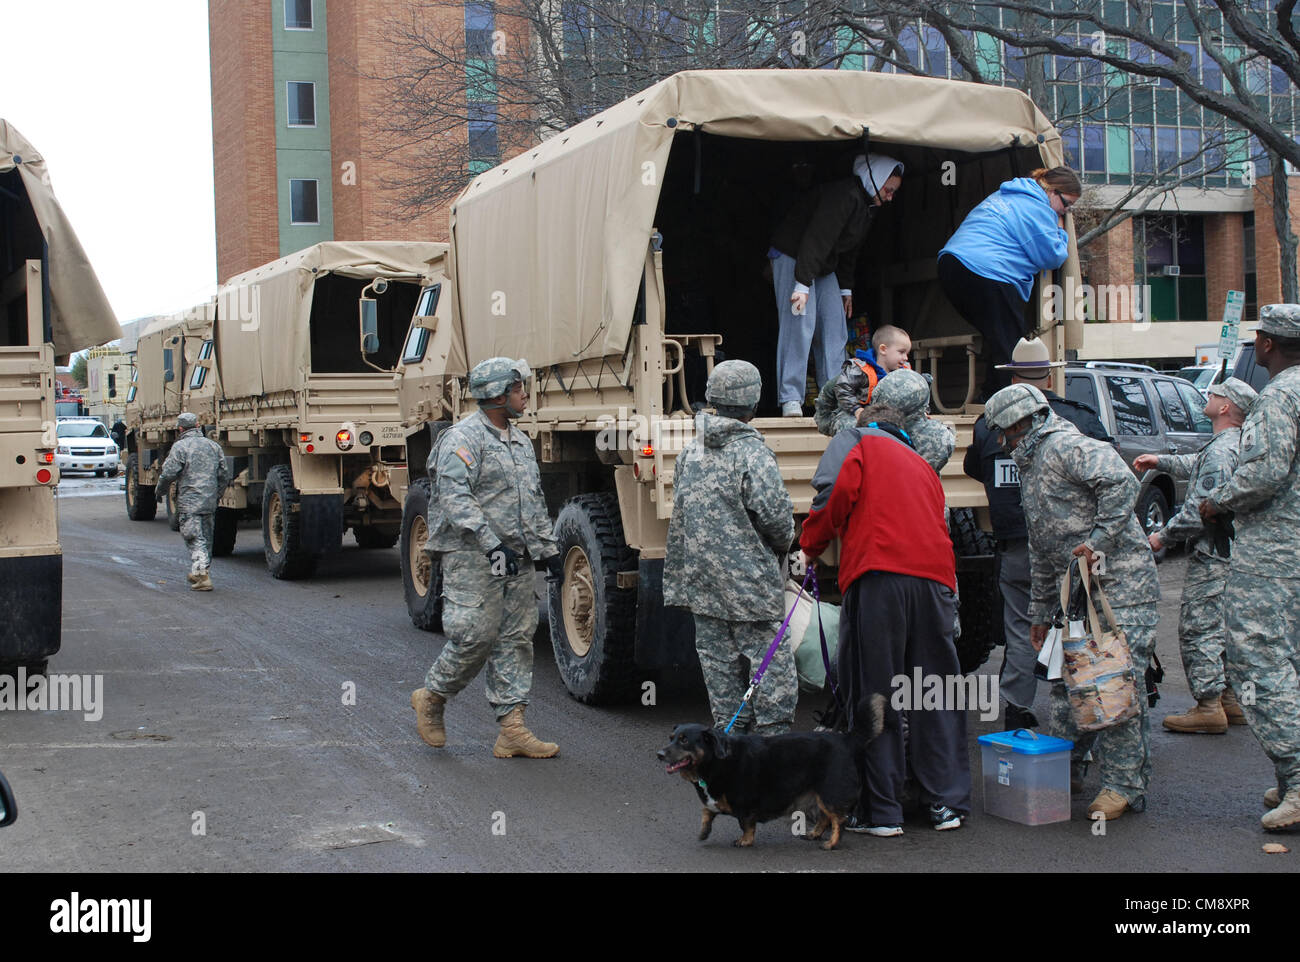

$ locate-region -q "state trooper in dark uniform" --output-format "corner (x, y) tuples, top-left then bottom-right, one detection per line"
(963, 338), (1112, 729)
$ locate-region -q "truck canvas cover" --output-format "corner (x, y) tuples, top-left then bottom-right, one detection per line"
(1, 119), (120, 354)
(449, 69), (1078, 370)
(215, 241), (448, 398)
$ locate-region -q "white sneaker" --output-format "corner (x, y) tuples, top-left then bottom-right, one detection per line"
(781, 401), (803, 417)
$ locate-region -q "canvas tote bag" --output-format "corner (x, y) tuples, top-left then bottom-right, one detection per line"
(1059, 563), (1141, 732)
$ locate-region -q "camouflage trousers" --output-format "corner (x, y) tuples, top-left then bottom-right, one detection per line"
(693, 613), (797, 734)
(1179, 554), (1229, 700)
(1223, 572), (1300, 795)
(1050, 614), (1157, 804)
(178, 512), (214, 575)
(425, 549), (537, 719)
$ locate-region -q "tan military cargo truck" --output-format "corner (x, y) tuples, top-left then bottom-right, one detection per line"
(395, 70), (1082, 702)
(123, 301), (220, 532)
(1, 120), (120, 672)
(209, 242), (446, 578)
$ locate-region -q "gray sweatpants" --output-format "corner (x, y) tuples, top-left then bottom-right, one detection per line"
(996, 538), (1039, 710)
(840, 571), (972, 825)
(771, 252), (848, 405)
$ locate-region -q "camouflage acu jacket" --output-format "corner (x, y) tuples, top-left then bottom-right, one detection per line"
(156, 429), (231, 515)
(1155, 427), (1242, 560)
(424, 411), (558, 561)
(1013, 413), (1160, 624)
(663, 412), (795, 621)
(1209, 364), (1300, 577)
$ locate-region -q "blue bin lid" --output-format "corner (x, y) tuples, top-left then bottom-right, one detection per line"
(977, 729), (1073, 755)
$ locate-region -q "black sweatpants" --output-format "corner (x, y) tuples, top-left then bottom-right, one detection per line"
(938, 253), (1030, 400)
(840, 570), (972, 824)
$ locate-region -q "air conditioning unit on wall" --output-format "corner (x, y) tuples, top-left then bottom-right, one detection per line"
(1162, 265), (1181, 276)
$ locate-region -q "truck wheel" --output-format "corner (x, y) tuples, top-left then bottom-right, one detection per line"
(354, 526), (400, 549)
(949, 507), (1001, 675)
(213, 507), (238, 557)
(1136, 486), (1170, 562)
(262, 464), (318, 579)
(400, 478), (443, 632)
(164, 481), (181, 531)
(125, 452), (157, 521)
(548, 492), (638, 704)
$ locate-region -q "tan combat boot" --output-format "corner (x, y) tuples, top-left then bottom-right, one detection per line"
(1264, 787), (1281, 808)
(410, 689), (447, 748)
(191, 571), (213, 591)
(1221, 687), (1247, 726)
(1087, 789), (1130, 821)
(1261, 788), (1300, 831)
(187, 572), (200, 586)
(492, 706), (559, 758)
(1162, 696), (1228, 734)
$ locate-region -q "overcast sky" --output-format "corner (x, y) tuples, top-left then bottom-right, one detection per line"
(1, 0), (216, 328)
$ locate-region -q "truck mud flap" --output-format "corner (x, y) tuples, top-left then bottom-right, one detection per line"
(298, 494), (344, 554)
(633, 558), (699, 671)
(0, 553), (62, 665)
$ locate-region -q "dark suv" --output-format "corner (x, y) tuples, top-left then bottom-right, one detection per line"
(1064, 362), (1213, 541)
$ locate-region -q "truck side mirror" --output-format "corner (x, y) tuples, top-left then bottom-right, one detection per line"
(163, 348), (175, 383)
(359, 299), (380, 355)
(0, 769), (16, 827)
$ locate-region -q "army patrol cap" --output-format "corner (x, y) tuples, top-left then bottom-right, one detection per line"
(469, 356), (532, 399)
(872, 369), (930, 417)
(705, 359), (762, 408)
(177, 412), (198, 429)
(984, 383), (1050, 430)
(1256, 303), (1300, 339)
(1207, 376), (1258, 415)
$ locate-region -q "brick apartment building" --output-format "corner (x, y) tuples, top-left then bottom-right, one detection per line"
(209, 1), (1299, 363)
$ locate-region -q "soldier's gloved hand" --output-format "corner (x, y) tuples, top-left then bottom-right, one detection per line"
(1210, 511), (1235, 558)
(486, 543), (520, 577)
(544, 554), (564, 582)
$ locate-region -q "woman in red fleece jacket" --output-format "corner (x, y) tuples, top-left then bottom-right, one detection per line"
(800, 406), (971, 836)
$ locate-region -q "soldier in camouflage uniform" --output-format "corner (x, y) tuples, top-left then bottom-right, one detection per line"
(1200, 304), (1300, 830)
(664, 360), (797, 734)
(986, 384), (1160, 821)
(1135, 378), (1257, 734)
(410, 357), (563, 759)
(156, 412), (231, 592)
(869, 369), (955, 473)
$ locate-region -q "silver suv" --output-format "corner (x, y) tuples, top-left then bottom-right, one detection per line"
(1064, 363), (1212, 542)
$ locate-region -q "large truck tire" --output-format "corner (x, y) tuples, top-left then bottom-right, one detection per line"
(1136, 484), (1170, 562)
(164, 481), (181, 531)
(262, 464), (318, 579)
(548, 492), (638, 704)
(354, 526), (400, 549)
(125, 452), (157, 521)
(949, 507), (1001, 675)
(400, 478), (443, 632)
(213, 507), (238, 557)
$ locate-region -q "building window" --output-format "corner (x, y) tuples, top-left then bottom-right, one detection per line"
(290, 179), (319, 224)
(287, 82), (316, 127)
(1243, 212), (1257, 322)
(285, 0), (312, 30)
(1140, 214), (1207, 321)
(468, 102), (498, 167)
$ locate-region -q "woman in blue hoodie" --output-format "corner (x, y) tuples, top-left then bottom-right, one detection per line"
(938, 166), (1080, 399)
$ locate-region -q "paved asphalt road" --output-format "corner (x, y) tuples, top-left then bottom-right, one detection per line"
(1, 474), (1293, 872)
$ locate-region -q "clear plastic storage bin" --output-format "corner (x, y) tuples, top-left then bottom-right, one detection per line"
(976, 729), (1073, 825)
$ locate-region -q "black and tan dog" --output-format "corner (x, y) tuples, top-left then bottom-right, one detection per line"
(657, 696), (885, 850)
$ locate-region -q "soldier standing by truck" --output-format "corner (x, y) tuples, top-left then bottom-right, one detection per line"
(1199, 304), (1300, 830)
(663, 361), (797, 734)
(411, 357), (563, 758)
(156, 412), (231, 591)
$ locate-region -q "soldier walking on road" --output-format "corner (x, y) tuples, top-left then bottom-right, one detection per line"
(410, 357), (563, 759)
(1199, 304), (1300, 831)
(1136, 378), (1257, 734)
(664, 360), (798, 734)
(156, 412), (230, 592)
(985, 384), (1160, 821)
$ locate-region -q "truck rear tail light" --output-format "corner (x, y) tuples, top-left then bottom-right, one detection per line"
(336, 429), (353, 451)
(359, 431), (373, 446)
(306, 443), (315, 453)
(640, 444), (654, 457)
(299, 433), (311, 443)
(40, 452), (54, 463)
(36, 468), (52, 484)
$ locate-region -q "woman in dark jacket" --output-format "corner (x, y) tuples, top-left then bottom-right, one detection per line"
(938, 166), (1080, 399)
(770, 153), (903, 417)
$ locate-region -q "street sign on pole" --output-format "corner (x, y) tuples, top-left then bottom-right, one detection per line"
(1218, 290), (1245, 380)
